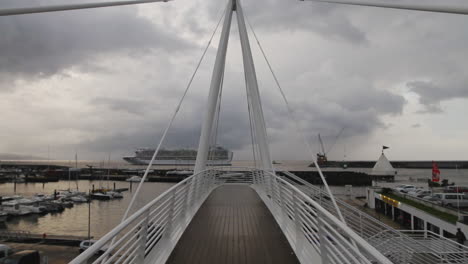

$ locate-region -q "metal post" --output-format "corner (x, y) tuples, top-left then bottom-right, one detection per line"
(318, 211), (330, 264)
(88, 190), (91, 241)
(293, 191), (304, 257)
(165, 190), (176, 240)
(194, 0), (234, 174)
(137, 210), (150, 263)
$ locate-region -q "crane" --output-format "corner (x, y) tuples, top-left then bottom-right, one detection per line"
(317, 133), (328, 164)
(316, 127), (345, 165)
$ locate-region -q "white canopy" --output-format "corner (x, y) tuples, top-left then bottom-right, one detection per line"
(371, 153), (396, 175)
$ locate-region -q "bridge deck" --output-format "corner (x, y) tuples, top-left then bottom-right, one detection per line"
(167, 185), (299, 264)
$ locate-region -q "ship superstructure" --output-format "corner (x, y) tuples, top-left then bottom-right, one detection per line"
(123, 146), (233, 165)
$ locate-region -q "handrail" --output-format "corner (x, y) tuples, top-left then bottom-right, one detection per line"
(401, 230), (468, 251)
(279, 170), (468, 263)
(69, 168), (217, 264)
(253, 168), (393, 264)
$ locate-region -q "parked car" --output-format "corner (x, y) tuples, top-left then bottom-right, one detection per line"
(422, 195), (440, 202)
(445, 186), (468, 193)
(416, 190), (432, 198)
(431, 193), (468, 207)
(395, 185), (417, 193)
(407, 189), (426, 197)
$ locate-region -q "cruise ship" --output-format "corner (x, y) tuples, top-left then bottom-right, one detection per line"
(123, 146), (233, 165)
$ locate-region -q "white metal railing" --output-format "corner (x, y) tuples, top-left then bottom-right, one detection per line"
(278, 171), (468, 264)
(70, 167), (392, 264)
(401, 230), (468, 263)
(250, 169), (392, 264)
(70, 168), (222, 264)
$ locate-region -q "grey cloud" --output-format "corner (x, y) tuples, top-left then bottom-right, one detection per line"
(411, 123), (421, 128)
(77, 92), (256, 157)
(243, 0), (367, 44)
(407, 80), (468, 113)
(333, 86), (406, 115)
(92, 97), (150, 115)
(0, 0), (192, 86)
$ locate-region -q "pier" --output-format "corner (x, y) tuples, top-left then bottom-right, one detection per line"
(167, 185), (298, 264)
(0, 230), (89, 246)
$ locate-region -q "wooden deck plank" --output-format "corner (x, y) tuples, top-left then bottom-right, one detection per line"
(167, 185), (299, 264)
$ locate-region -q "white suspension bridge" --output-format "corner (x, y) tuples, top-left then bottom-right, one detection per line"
(2, 0), (468, 263)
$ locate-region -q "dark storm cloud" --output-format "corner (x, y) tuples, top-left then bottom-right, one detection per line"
(243, 0), (367, 44)
(333, 86), (406, 114)
(0, 0), (191, 86)
(407, 80), (468, 113)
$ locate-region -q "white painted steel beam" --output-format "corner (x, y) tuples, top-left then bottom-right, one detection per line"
(0, 0), (171, 16)
(194, 0), (234, 173)
(236, 0), (273, 171)
(302, 0), (468, 15)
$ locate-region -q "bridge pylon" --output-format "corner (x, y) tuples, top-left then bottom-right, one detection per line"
(194, 0), (273, 173)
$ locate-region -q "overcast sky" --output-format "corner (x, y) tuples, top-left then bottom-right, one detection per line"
(0, 0), (467, 162)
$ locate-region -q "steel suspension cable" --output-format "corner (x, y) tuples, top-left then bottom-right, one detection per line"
(0, 0), (171, 16)
(121, 5), (228, 222)
(245, 16), (347, 223)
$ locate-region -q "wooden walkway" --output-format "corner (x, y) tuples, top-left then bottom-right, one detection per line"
(167, 185), (299, 264)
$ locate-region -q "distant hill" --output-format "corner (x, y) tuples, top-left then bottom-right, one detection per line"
(0, 153), (47, 160)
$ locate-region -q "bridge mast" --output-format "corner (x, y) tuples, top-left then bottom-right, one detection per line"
(236, 0), (273, 171)
(195, 0), (273, 173)
(194, 0), (234, 173)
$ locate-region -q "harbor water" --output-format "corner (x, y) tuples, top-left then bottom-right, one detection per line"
(0, 180), (174, 238)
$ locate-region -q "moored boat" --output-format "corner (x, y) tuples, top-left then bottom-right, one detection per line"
(90, 192), (112, 200)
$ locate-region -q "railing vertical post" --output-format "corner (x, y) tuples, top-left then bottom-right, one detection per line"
(200, 170), (209, 197)
(260, 171), (266, 193)
(359, 212), (363, 237)
(186, 177), (194, 216)
(192, 173), (201, 207)
(293, 190), (304, 258)
(318, 211), (330, 264)
(137, 209), (150, 263)
(278, 180), (286, 224)
(164, 189), (176, 241)
(268, 172), (273, 198)
(183, 181), (190, 223)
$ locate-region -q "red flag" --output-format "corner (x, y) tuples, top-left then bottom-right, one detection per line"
(432, 161), (440, 182)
